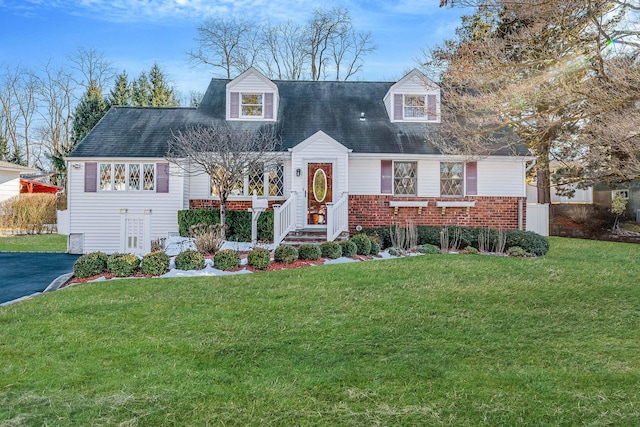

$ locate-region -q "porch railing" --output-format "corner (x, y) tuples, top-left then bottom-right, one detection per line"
(326, 192), (349, 242)
(273, 191), (297, 246)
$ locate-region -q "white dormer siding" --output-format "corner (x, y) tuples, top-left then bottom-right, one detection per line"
(226, 67), (278, 121)
(384, 69), (441, 123)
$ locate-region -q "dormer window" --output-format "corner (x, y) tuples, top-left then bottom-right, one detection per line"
(403, 94), (437, 121)
(241, 93), (263, 117)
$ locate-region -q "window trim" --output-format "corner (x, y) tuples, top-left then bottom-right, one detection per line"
(240, 92), (264, 119)
(403, 94), (427, 120)
(440, 161), (465, 197)
(393, 92), (440, 123)
(612, 189), (629, 200)
(393, 160), (418, 196)
(98, 162), (156, 192)
(211, 162), (284, 199)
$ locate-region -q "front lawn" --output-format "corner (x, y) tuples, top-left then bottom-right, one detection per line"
(0, 233), (67, 252)
(1, 237), (639, 425)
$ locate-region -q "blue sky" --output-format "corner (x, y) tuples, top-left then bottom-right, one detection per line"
(0, 0), (471, 100)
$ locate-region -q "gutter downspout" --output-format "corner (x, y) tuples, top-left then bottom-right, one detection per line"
(520, 158), (537, 231)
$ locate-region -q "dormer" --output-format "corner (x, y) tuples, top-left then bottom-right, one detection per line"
(384, 69), (441, 123)
(226, 67), (278, 121)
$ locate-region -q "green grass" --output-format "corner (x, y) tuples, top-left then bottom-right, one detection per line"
(0, 233), (67, 252)
(1, 237), (639, 426)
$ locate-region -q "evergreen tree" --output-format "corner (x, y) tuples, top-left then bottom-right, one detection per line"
(108, 71), (131, 107)
(131, 71), (151, 106)
(72, 81), (107, 144)
(148, 63), (179, 107)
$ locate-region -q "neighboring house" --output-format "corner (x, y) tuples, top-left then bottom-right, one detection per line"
(0, 160), (37, 203)
(593, 181), (640, 221)
(66, 68), (534, 255)
(20, 174), (62, 194)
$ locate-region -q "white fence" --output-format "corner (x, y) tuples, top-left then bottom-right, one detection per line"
(56, 209), (70, 235)
(526, 203), (549, 236)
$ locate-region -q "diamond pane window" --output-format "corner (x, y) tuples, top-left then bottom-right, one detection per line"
(143, 164), (154, 191)
(113, 164), (126, 191)
(394, 161), (417, 195)
(268, 162), (284, 197)
(241, 93), (263, 117)
(404, 95), (426, 119)
(128, 164), (140, 190)
(248, 163), (264, 196)
(440, 162), (464, 196)
(99, 164), (112, 191)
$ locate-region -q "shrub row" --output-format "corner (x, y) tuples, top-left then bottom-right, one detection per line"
(362, 226), (549, 256)
(178, 209), (273, 242)
(74, 250), (171, 278)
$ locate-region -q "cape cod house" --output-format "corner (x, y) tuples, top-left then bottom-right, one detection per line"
(65, 68), (535, 254)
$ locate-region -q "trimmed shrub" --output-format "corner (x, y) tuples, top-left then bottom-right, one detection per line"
(274, 245), (298, 264)
(178, 209), (274, 242)
(320, 241), (342, 259)
(340, 240), (357, 258)
(465, 246), (479, 255)
(175, 249), (205, 270)
(141, 251), (170, 276)
(214, 249), (240, 271)
(362, 227), (392, 249)
(507, 246), (530, 257)
(298, 244), (321, 261)
(350, 234), (372, 255)
(417, 244), (440, 254)
(73, 251), (108, 278)
(107, 253), (140, 277)
(369, 238), (381, 255)
(247, 248), (271, 270)
(505, 230), (549, 256)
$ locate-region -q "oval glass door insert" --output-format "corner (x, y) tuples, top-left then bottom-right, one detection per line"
(313, 168), (327, 202)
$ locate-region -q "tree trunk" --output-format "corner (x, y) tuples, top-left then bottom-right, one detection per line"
(219, 198), (227, 241)
(536, 162), (551, 204)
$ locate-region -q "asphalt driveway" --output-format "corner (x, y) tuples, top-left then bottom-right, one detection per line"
(0, 253), (79, 304)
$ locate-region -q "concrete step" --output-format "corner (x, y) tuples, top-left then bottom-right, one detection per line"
(281, 229), (349, 246)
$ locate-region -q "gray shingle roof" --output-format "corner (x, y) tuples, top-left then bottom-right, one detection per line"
(69, 79), (527, 158)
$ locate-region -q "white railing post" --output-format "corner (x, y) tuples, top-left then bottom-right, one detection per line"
(326, 192), (349, 242)
(273, 191), (297, 246)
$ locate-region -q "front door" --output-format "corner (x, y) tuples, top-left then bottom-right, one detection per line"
(307, 162), (332, 226)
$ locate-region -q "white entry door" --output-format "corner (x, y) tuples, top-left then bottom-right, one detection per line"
(121, 213), (150, 254)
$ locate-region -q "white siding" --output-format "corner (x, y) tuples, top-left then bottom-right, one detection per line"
(0, 171), (20, 203)
(229, 73), (274, 92)
(68, 160), (185, 254)
(477, 160), (525, 197)
(348, 158), (440, 197)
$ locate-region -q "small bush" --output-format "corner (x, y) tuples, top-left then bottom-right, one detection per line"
(388, 247), (399, 256)
(320, 241), (342, 259)
(340, 240), (357, 258)
(369, 238), (381, 255)
(73, 251), (108, 278)
(507, 246), (530, 257)
(505, 230), (549, 256)
(417, 244), (440, 254)
(175, 249), (205, 270)
(107, 253), (140, 277)
(141, 251), (170, 276)
(189, 223), (225, 254)
(214, 249), (240, 271)
(247, 248), (271, 270)
(298, 244), (321, 261)
(350, 234), (372, 255)
(274, 245), (298, 264)
(465, 246), (479, 255)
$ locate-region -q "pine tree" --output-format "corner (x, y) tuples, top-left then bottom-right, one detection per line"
(131, 71), (151, 106)
(148, 63), (179, 107)
(71, 81), (107, 144)
(108, 71), (131, 107)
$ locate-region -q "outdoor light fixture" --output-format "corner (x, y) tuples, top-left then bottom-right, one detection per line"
(71, 163), (81, 169)
(296, 168), (301, 177)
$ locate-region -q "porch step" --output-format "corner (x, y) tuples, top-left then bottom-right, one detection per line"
(280, 229), (349, 247)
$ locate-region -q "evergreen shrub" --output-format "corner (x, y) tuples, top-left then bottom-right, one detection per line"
(73, 251), (108, 278)
(247, 248), (271, 270)
(369, 238), (381, 255)
(350, 234), (372, 255)
(340, 240), (357, 258)
(320, 241), (342, 259)
(214, 249), (240, 271)
(107, 253), (140, 277)
(274, 245), (298, 264)
(298, 244), (321, 261)
(141, 251), (170, 276)
(175, 249), (205, 270)
(505, 230), (549, 256)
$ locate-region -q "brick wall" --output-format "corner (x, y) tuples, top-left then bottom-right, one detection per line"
(348, 195), (526, 233)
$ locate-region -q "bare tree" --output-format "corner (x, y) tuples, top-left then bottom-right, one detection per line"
(167, 125), (281, 238)
(260, 21), (307, 80)
(68, 47), (115, 90)
(188, 17), (256, 79)
(331, 27), (376, 81)
(305, 7), (351, 80)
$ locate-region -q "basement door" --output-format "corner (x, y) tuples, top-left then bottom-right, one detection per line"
(121, 214), (150, 255)
(306, 162), (333, 226)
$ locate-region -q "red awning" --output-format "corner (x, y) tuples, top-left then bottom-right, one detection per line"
(20, 179), (62, 194)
